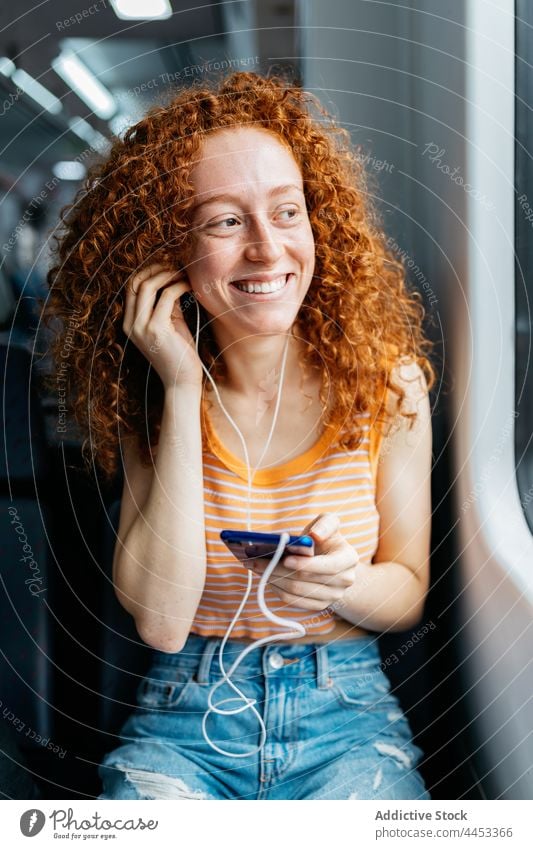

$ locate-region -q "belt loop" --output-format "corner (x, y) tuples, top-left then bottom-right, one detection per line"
(195, 638), (219, 684)
(315, 644), (329, 689)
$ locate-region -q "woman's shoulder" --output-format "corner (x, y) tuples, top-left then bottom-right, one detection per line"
(383, 357), (431, 419)
(367, 357), (431, 479)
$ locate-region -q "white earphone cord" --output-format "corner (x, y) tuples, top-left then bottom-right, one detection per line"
(189, 301), (306, 757)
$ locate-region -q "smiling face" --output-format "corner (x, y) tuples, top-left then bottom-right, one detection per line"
(186, 127), (316, 345)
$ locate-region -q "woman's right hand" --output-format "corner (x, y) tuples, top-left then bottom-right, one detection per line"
(123, 263), (204, 391)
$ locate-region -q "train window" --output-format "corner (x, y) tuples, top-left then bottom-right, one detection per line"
(515, 0), (533, 533)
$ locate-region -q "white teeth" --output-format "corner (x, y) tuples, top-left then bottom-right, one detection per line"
(234, 275), (288, 294)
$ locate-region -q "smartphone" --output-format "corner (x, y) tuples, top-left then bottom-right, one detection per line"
(220, 530), (314, 565)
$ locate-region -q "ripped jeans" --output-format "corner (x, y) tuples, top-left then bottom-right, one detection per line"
(98, 632), (430, 800)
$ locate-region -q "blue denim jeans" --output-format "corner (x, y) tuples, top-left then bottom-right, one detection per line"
(99, 633), (430, 800)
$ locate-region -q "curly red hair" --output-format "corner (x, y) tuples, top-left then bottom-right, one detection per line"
(43, 71), (435, 479)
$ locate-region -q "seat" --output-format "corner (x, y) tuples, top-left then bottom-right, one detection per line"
(0, 342), (52, 798)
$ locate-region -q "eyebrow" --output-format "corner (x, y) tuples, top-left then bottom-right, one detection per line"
(191, 183), (304, 213)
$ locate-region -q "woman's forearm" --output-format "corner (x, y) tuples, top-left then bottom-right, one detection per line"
(114, 386), (206, 652)
(334, 560), (428, 633)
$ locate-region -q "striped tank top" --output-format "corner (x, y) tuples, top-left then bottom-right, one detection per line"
(191, 412), (384, 640)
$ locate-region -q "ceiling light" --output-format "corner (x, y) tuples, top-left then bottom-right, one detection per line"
(0, 56), (15, 76)
(53, 161), (87, 181)
(10, 68), (62, 114)
(108, 111), (133, 138)
(68, 116), (110, 152)
(110, 0), (172, 20)
(51, 51), (116, 119)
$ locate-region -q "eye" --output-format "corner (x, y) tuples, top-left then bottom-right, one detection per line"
(277, 207), (300, 222)
(210, 216), (241, 229)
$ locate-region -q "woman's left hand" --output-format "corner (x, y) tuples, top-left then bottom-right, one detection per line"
(250, 513), (359, 611)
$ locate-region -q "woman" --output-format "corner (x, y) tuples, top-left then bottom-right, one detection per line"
(45, 72), (435, 800)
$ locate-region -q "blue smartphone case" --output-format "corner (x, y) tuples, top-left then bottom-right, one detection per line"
(220, 530), (314, 563)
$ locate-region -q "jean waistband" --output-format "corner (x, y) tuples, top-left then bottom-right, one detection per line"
(152, 633), (383, 686)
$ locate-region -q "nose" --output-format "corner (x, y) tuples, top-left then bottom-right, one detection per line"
(244, 215), (284, 264)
